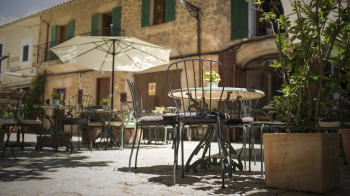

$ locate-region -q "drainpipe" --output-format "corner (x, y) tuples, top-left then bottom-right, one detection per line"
(40, 16), (50, 62)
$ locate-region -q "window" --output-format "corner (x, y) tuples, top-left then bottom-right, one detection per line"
(22, 45), (29, 62)
(120, 93), (127, 103)
(91, 7), (121, 36)
(153, 0), (166, 25)
(141, 0), (175, 27)
(78, 89), (83, 104)
(20, 37), (32, 65)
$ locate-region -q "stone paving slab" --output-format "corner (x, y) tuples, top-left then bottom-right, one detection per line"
(0, 134), (349, 196)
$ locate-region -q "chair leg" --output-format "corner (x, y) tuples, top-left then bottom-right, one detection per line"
(243, 125), (247, 170)
(186, 126), (191, 142)
(121, 126), (124, 150)
(21, 125), (25, 151)
(71, 124), (73, 154)
(225, 124), (232, 178)
(260, 124), (265, 178)
(2, 125), (16, 159)
(216, 117), (225, 188)
(181, 124), (184, 178)
(86, 125), (92, 152)
(129, 124), (139, 171)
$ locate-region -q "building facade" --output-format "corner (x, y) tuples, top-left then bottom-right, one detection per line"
(33, 0), (283, 110)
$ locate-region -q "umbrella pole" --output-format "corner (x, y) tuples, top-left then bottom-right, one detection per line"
(111, 40), (115, 109)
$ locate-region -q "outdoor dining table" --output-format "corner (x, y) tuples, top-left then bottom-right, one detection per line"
(169, 87), (265, 174)
(33, 104), (75, 152)
(84, 109), (121, 149)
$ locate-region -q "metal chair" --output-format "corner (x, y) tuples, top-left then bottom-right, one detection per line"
(0, 92), (21, 159)
(60, 95), (94, 153)
(127, 79), (177, 174)
(167, 59), (228, 187)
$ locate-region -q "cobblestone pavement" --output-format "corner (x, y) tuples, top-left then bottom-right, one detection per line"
(0, 134), (349, 196)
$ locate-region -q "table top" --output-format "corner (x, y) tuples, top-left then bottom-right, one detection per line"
(33, 104), (76, 109)
(84, 109), (120, 113)
(169, 87), (265, 100)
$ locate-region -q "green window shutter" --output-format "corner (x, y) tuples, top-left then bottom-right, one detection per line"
(67, 20), (75, 39)
(231, 0), (248, 40)
(112, 7), (121, 36)
(50, 25), (57, 60)
(91, 13), (99, 36)
(165, 0), (176, 22)
(141, 0), (150, 27)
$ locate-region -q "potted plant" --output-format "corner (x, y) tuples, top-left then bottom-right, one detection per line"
(254, 0), (350, 193)
(204, 70), (221, 87)
(51, 91), (63, 105)
(155, 106), (165, 114)
(100, 97), (109, 110)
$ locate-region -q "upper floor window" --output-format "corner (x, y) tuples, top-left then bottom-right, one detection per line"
(20, 37), (32, 65)
(153, 0), (166, 25)
(91, 7), (121, 36)
(22, 45), (29, 62)
(141, 0), (175, 27)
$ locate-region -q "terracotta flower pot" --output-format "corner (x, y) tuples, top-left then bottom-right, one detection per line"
(338, 129), (350, 169)
(113, 128), (142, 145)
(264, 133), (340, 193)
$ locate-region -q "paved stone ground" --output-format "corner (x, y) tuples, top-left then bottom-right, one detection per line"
(0, 134), (349, 196)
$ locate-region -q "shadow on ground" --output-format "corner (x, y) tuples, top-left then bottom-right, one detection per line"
(0, 146), (113, 181)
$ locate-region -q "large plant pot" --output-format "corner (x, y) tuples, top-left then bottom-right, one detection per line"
(0, 129), (5, 148)
(36, 136), (71, 147)
(264, 133), (340, 193)
(338, 129), (350, 169)
(81, 128), (100, 144)
(113, 128), (142, 145)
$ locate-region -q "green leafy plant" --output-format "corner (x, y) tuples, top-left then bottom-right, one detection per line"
(51, 91), (63, 101)
(100, 98), (110, 106)
(204, 70), (221, 83)
(254, 0), (350, 132)
(24, 74), (46, 112)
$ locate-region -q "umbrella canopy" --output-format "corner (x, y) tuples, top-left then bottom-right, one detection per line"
(50, 36), (171, 108)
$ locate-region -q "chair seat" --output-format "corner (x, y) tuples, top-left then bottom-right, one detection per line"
(0, 118), (16, 124)
(61, 118), (89, 125)
(19, 119), (42, 125)
(179, 112), (230, 120)
(226, 117), (254, 125)
(139, 116), (175, 124)
(319, 122), (350, 128)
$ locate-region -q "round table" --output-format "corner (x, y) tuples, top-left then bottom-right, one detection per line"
(169, 87), (265, 174)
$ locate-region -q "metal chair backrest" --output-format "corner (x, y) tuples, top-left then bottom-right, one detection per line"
(126, 79), (143, 121)
(67, 95), (94, 118)
(167, 59), (226, 116)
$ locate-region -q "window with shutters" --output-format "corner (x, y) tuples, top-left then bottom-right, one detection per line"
(141, 0), (175, 27)
(91, 7), (121, 36)
(22, 45), (29, 62)
(0, 43), (3, 81)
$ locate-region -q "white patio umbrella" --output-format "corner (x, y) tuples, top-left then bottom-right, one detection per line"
(50, 36), (171, 108)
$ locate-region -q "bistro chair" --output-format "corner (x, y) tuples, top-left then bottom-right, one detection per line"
(0, 92), (21, 159)
(167, 59), (228, 187)
(126, 79), (177, 175)
(60, 95), (94, 153)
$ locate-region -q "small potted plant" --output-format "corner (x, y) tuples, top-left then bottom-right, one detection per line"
(100, 98), (110, 110)
(155, 106), (165, 114)
(204, 70), (221, 87)
(51, 91), (63, 105)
